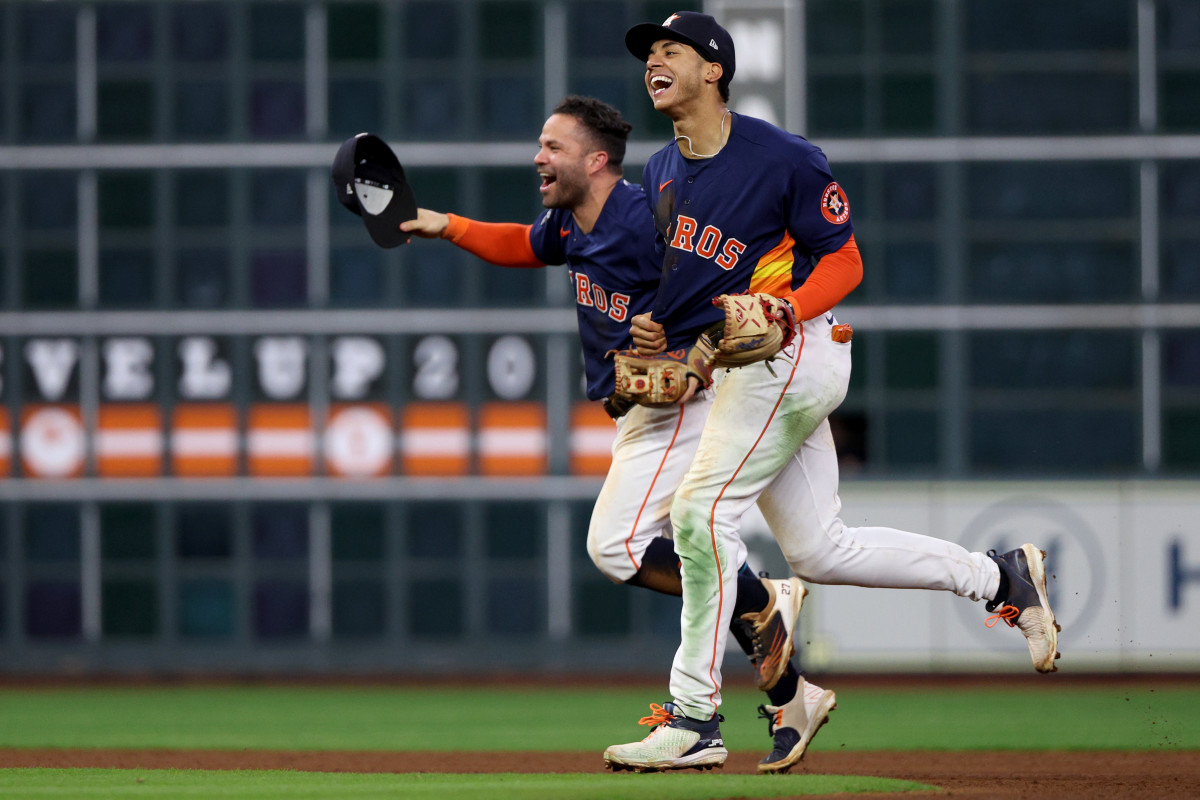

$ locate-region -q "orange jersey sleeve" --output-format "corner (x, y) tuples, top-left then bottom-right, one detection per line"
(783, 234), (862, 321)
(441, 213), (544, 268)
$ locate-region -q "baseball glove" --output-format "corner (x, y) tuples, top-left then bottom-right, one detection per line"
(710, 292), (797, 367)
(610, 330), (719, 408)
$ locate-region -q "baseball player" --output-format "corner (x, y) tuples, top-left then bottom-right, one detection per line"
(602, 13), (1060, 773)
(398, 95), (831, 767)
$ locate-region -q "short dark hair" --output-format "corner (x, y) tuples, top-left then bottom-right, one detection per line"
(552, 95), (633, 174)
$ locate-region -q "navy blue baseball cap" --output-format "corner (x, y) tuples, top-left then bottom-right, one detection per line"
(331, 132), (416, 248)
(625, 11), (735, 83)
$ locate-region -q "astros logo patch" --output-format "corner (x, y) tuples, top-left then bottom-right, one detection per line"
(820, 182), (850, 225)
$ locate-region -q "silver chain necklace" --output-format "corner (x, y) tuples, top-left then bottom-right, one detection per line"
(674, 109), (731, 159)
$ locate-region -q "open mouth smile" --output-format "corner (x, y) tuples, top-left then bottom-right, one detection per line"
(649, 74), (674, 97)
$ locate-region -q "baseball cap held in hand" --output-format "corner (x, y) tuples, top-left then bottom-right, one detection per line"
(625, 11), (735, 82)
(331, 133), (416, 248)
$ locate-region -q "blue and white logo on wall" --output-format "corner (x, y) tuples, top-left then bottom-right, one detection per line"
(956, 495), (1104, 651)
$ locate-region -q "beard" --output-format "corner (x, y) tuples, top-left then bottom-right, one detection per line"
(542, 165), (588, 210)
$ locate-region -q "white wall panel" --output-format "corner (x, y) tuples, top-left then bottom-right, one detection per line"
(741, 480), (1200, 671)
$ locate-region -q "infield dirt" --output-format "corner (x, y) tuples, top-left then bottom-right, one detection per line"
(1, 747), (1197, 799)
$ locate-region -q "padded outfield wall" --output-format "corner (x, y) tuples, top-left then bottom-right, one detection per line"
(1, 478), (1197, 675)
(740, 480), (1200, 673)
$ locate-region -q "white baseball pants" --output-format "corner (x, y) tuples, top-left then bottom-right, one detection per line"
(587, 390), (714, 582)
(668, 315), (1000, 721)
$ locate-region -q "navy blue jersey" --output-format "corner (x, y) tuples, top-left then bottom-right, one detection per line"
(642, 113), (855, 350)
(529, 180), (662, 400)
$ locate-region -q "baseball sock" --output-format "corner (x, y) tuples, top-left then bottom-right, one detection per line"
(991, 554), (1010, 603)
(732, 561), (769, 617)
(767, 663), (801, 707)
(624, 536), (684, 594)
(625, 538), (772, 615)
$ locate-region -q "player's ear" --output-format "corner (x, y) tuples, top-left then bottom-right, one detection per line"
(706, 61), (724, 86)
(587, 150), (610, 175)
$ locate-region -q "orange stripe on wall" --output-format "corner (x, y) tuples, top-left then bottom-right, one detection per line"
(0, 406), (10, 477)
(400, 402), (471, 476)
(19, 404), (86, 479)
(325, 403), (394, 478)
(569, 402), (616, 476)
(97, 403), (163, 478)
(478, 402), (547, 476)
(747, 230), (796, 297)
(247, 404), (313, 477)
(171, 403), (239, 477)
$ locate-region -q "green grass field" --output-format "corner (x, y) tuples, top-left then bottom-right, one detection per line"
(1, 683), (1195, 751)
(0, 682), (1196, 799)
(0, 768), (930, 799)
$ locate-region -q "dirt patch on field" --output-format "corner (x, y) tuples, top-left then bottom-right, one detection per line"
(1, 747), (1196, 799)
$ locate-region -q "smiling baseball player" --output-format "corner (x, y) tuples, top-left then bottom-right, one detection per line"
(398, 95), (829, 767)
(602, 13), (1060, 774)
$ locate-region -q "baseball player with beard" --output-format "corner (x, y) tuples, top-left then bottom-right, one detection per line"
(398, 95), (832, 767)
(602, 13), (1061, 774)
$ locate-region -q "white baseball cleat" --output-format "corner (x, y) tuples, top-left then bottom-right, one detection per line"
(739, 576), (807, 691)
(756, 680), (838, 774)
(985, 543), (1062, 673)
(603, 702), (727, 773)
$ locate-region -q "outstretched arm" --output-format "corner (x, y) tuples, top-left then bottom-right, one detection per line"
(400, 211), (545, 268)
